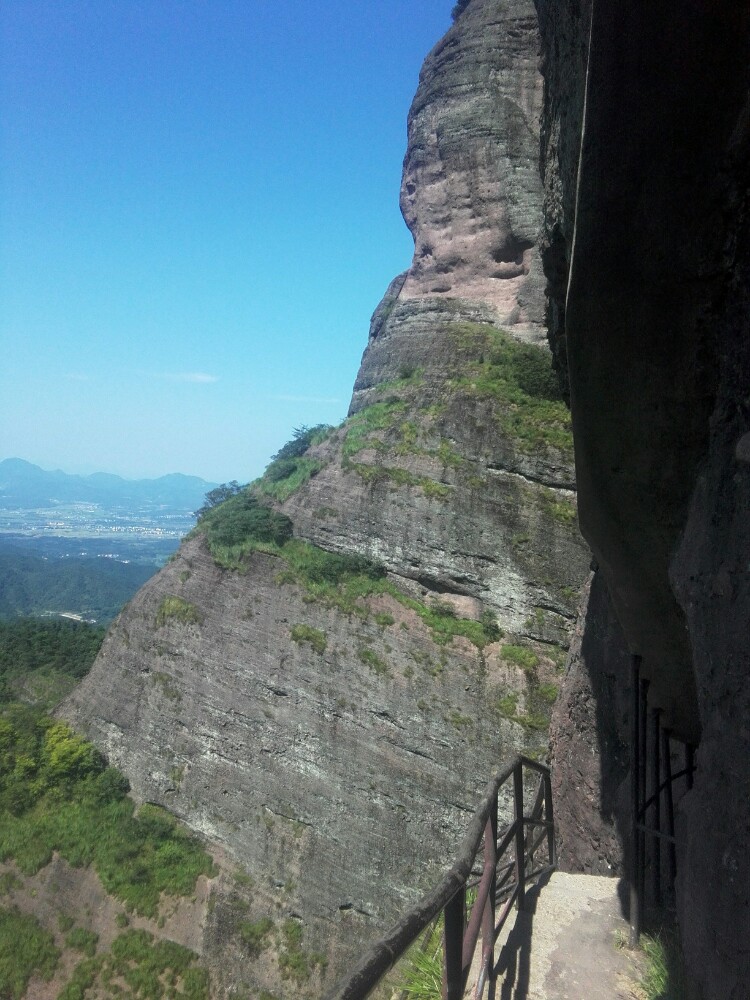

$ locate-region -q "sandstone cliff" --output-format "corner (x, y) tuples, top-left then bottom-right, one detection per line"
(536, 2), (750, 996)
(62, 2), (591, 995)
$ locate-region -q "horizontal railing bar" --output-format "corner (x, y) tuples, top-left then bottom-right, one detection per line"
(635, 822), (677, 844)
(495, 819), (521, 860)
(516, 755), (552, 775)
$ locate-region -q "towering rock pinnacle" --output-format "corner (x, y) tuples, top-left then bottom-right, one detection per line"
(397, 2), (545, 337)
(62, 3), (589, 995)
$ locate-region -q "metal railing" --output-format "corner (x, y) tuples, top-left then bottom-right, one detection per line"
(326, 755), (555, 1000)
(629, 654), (696, 946)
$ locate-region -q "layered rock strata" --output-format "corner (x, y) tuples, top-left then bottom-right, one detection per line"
(397, 0), (546, 339)
(62, 1), (592, 994)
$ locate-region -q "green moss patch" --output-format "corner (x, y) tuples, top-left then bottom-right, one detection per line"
(290, 625), (327, 655)
(238, 916), (274, 957)
(542, 489), (577, 525)
(501, 644), (539, 671)
(342, 402), (408, 460)
(357, 648), (390, 677)
(277, 919), (326, 985)
(349, 462), (450, 499)
(155, 597), (201, 629)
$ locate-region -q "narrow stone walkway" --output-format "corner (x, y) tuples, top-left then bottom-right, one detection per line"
(464, 872), (644, 999)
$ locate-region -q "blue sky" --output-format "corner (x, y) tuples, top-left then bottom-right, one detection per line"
(1, 1), (453, 484)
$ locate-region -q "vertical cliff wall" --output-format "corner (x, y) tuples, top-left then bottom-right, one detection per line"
(61, 3), (591, 995)
(536, 1), (750, 996)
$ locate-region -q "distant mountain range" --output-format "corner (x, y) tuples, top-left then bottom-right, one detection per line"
(0, 459), (222, 621)
(0, 458), (218, 511)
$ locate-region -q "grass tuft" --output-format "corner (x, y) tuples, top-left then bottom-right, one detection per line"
(155, 597), (201, 629)
(639, 930), (687, 1000)
(290, 624), (327, 655)
(238, 916), (274, 957)
(501, 644), (539, 671)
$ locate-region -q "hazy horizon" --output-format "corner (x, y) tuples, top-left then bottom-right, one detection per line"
(1, 1), (453, 483)
(0, 455), (218, 484)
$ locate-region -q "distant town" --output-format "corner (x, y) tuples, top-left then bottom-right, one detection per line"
(0, 459), (218, 619)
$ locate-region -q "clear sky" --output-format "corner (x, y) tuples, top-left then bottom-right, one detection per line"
(1, 1), (453, 484)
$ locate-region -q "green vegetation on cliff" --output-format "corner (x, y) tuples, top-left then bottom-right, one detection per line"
(342, 402), (407, 460)
(197, 486), (504, 650)
(0, 619), (105, 708)
(257, 456), (324, 502)
(278, 542), (501, 649)
(277, 918), (327, 985)
(0, 705), (215, 916)
(195, 491), (293, 567)
(0, 906), (59, 999)
(155, 596), (201, 628)
(290, 624), (327, 655)
(255, 424), (331, 502)
(452, 323), (573, 454)
(60, 929), (209, 1000)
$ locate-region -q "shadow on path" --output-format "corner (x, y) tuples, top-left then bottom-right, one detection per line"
(492, 871), (552, 1000)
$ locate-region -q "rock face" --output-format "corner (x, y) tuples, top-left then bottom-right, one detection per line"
(61, 2), (590, 995)
(536, 1), (750, 996)
(548, 571), (631, 878)
(397, 1), (546, 339)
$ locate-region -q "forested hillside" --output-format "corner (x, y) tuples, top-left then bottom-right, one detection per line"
(0, 543), (155, 622)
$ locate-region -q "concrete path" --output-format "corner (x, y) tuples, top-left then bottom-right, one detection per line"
(464, 872), (645, 1000)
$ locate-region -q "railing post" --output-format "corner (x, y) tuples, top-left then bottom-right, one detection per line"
(479, 792), (498, 997)
(443, 886), (466, 1000)
(662, 727), (677, 889)
(638, 676), (648, 923)
(651, 706), (662, 908)
(513, 762), (526, 912)
(685, 743), (695, 790)
(629, 654), (642, 947)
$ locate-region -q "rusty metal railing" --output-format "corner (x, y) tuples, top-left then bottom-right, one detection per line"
(326, 755), (555, 1000)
